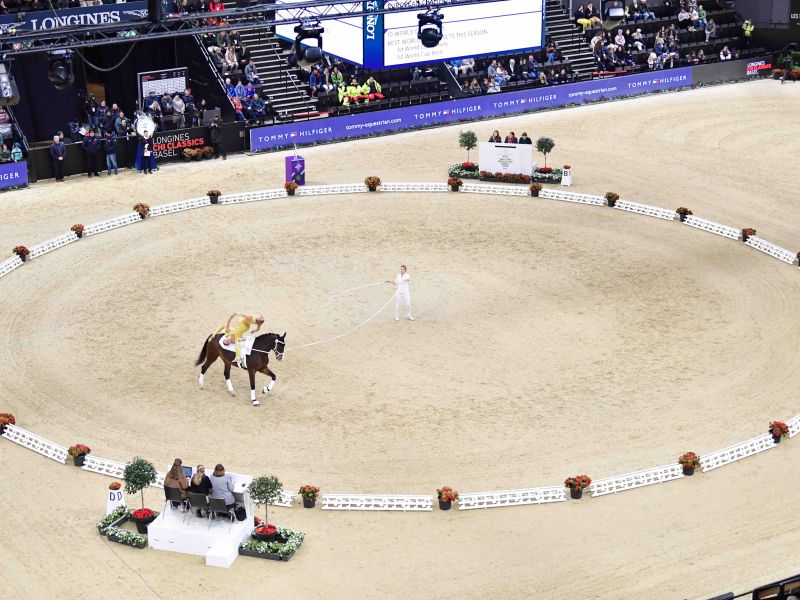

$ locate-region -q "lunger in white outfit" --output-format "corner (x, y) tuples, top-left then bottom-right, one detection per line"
(391, 264), (413, 320)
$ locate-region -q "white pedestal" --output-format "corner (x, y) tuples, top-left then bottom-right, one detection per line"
(147, 506), (252, 568)
(561, 168), (573, 186)
(106, 488), (125, 515)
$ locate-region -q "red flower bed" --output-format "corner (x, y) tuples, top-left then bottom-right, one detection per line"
(461, 161), (477, 171)
(131, 508), (154, 519)
(255, 524), (277, 535)
(478, 171), (531, 184)
(537, 167), (553, 174)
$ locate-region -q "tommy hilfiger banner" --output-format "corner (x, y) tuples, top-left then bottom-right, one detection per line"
(250, 68), (693, 151)
(0, 161), (28, 189)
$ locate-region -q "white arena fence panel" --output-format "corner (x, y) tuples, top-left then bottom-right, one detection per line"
(274, 491), (295, 508)
(539, 189), (605, 206)
(461, 182), (529, 196)
(322, 494), (433, 511)
(84, 213), (143, 236)
(699, 433), (776, 472)
(379, 182), (449, 193)
(589, 464), (684, 497)
(744, 236), (798, 265)
(787, 413), (800, 438)
(29, 232), (79, 259)
(682, 216), (742, 240)
(458, 486), (566, 510)
(0, 255), (23, 280)
(150, 197), (210, 217)
(614, 200), (678, 221)
(219, 189), (286, 204)
(82, 455), (127, 479)
(296, 183), (368, 196)
(0, 424), (68, 463)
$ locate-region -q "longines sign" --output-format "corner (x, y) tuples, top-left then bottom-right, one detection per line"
(0, 2), (148, 32)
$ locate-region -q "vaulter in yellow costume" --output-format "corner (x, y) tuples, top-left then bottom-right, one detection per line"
(215, 313), (264, 365)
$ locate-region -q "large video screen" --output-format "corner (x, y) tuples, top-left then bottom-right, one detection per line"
(382, 0), (544, 68)
(274, 0), (543, 69)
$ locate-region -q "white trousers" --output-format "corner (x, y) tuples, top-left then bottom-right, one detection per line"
(395, 292), (412, 319)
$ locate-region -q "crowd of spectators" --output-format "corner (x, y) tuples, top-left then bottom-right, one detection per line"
(202, 29), (277, 122)
(0, 107), (24, 164)
(577, 0), (754, 72)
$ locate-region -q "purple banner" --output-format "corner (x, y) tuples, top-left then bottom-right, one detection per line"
(0, 161), (28, 189)
(250, 68), (692, 152)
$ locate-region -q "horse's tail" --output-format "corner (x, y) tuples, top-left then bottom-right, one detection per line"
(195, 334), (213, 366)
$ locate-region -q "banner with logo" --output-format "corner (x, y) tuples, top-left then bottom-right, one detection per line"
(0, 161), (28, 189)
(152, 127), (208, 162)
(791, 0), (800, 28)
(250, 68), (693, 151)
(0, 2), (148, 32)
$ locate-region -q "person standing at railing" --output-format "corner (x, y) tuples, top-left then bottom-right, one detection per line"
(742, 19), (755, 49)
(50, 134), (66, 182)
(82, 130), (101, 178)
(103, 131), (118, 176)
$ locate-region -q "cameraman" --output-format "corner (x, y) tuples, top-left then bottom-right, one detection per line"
(209, 114), (226, 160)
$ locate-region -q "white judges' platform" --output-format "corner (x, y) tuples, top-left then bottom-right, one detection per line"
(147, 472), (253, 568)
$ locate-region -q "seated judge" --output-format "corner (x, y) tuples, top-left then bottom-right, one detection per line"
(209, 463), (236, 509)
(164, 458), (190, 507)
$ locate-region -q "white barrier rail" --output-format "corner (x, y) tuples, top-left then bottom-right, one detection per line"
(683, 216), (742, 240)
(82, 455), (127, 478)
(0, 255), (23, 280)
(322, 494), (433, 511)
(699, 433), (776, 472)
(274, 491), (296, 507)
(150, 197), (210, 217)
(296, 183), (368, 196)
(220, 189), (286, 204)
(379, 182), (449, 193)
(458, 486), (565, 510)
(0, 424), (68, 463)
(744, 236), (798, 265)
(461, 182), (529, 196)
(540, 189), (605, 205)
(614, 200), (678, 221)
(84, 213), (142, 236)
(590, 464), (684, 497)
(29, 232), (80, 259)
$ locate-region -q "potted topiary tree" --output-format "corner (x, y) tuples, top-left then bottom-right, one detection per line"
(123, 456), (158, 533)
(248, 475), (283, 537)
(458, 130), (477, 163)
(535, 136), (555, 168)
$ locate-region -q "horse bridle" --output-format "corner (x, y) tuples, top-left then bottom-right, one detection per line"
(273, 337), (285, 360)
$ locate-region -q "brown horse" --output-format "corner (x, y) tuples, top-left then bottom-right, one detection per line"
(195, 332), (286, 406)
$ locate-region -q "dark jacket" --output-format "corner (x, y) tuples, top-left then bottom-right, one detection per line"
(103, 135), (117, 153)
(209, 122), (223, 143)
(50, 141), (66, 159)
(82, 136), (101, 154)
(189, 475), (213, 495)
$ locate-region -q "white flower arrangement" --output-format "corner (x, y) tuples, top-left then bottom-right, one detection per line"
(96, 505), (128, 534)
(105, 526), (146, 548)
(240, 527), (306, 558)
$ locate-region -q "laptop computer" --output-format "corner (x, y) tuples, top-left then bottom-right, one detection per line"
(182, 466), (193, 477)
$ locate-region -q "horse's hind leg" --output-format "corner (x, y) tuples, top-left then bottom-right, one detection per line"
(248, 369), (259, 406)
(224, 363), (235, 397)
(261, 366), (277, 394)
(199, 344), (217, 389)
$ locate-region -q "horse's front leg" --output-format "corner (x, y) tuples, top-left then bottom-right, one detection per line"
(248, 368), (260, 406)
(224, 363), (235, 397)
(261, 367), (277, 394)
